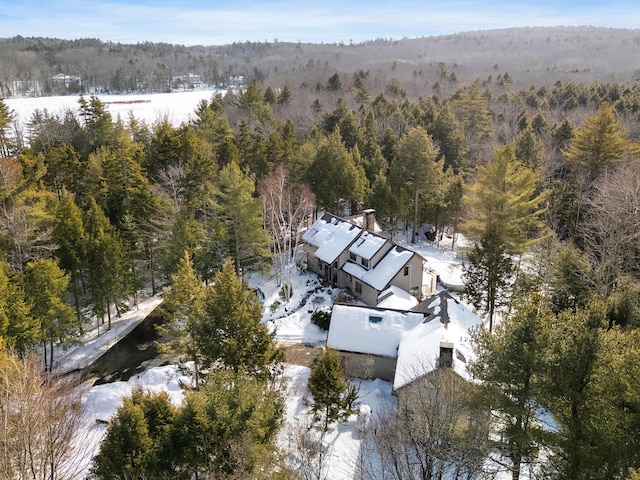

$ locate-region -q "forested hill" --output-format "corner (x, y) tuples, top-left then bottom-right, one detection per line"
(1, 26), (639, 97)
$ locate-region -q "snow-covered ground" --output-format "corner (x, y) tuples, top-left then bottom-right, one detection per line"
(60, 230), (469, 479)
(5, 89), (226, 130)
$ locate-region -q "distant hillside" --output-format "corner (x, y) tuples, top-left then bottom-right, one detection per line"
(1, 26), (639, 98)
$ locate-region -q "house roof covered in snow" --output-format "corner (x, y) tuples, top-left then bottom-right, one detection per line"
(327, 304), (425, 358)
(393, 291), (483, 390)
(342, 245), (418, 291)
(377, 285), (419, 310)
(348, 231), (389, 260)
(301, 213), (363, 264)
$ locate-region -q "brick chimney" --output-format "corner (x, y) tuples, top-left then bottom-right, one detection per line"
(363, 209), (376, 232)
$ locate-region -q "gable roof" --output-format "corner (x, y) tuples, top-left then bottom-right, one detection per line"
(342, 245), (419, 291)
(301, 213), (363, 264)
(393, 291), (483, 390)
(348, 230), (389, 260)
(327, 304), (425, 358)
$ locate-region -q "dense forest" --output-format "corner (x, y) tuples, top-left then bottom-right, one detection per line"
(2, 26), (640, 97)
(1, 26), (640, 479)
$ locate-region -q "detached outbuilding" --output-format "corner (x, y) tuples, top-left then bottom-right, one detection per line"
(327, 304), (425, 382)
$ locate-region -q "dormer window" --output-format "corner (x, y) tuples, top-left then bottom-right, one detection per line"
(349, 252), (357, 262)
(362, 258), (369, 269)
(369, 315), (383, 324)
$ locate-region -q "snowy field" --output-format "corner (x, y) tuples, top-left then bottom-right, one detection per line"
(6, 93), (477, 478)
(5, 89), (225, 130)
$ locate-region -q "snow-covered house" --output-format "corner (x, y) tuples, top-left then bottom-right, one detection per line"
(343, 244), (428, 306)
(301, 213), (363, 287)
(173, 73), (203, 89)
(327, 291), (482, 393)
(302, 211), (437, 305)
(51, 73), (81, 88)
(394, 291), (482, 392)
(327, 304), (425, 381)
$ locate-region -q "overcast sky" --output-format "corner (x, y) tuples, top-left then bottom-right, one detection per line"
(1, 0), (638, 46)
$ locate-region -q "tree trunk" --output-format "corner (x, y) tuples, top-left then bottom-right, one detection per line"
(49, 340), (54, 373)
(412, 188), (419, 244)
(511, 455), (521, 480)
(149, 241), (156, 295)
(488, 300), (495, 333)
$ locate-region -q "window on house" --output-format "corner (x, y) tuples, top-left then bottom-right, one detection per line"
(369, 315), (383, 324)
(403, 266), (409, 276)
(355, 282), (362, 294)
(349, 252), (356, 262)
(456, 349), (467, 364)
(362, 258), (369, 269)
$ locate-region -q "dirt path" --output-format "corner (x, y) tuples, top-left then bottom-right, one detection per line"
(284, 343), (325, 367)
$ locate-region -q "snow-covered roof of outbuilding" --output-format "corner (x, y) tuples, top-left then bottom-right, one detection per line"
(327, 304), (425, 358)
(302, 213), (363, 264)
(393, 291), (482, 391)
(342, 245), (418, 291)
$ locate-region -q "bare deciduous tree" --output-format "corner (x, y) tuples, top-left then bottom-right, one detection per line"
(580, 163), (640, 298)
(258, 164), (315, 298)
(360, 368), (491, 480)
(0, 351), (85, 480)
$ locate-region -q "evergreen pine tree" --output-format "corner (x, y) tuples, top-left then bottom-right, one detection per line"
(24, 258), (78, 371)
(92, 390), (174, 479)
(0, 261), (37, 353)
(392, 126), (441, 242)
(217, 160), (271, 277)
(470, 293), (551, 480)
(305, 130), (368, 215)
(198, 258), (283, 377)
(563, 103), (640, 239)
(170, 370), (284, 478)
(84, 199), (135, 330)
(462, 144), (548, 329)
(158, 251), (207, 386)
(542, 299), (607, 480)
(463, 225), (513, 331)
(53, 192), (87, 322)
(307, 348), (359, 433)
